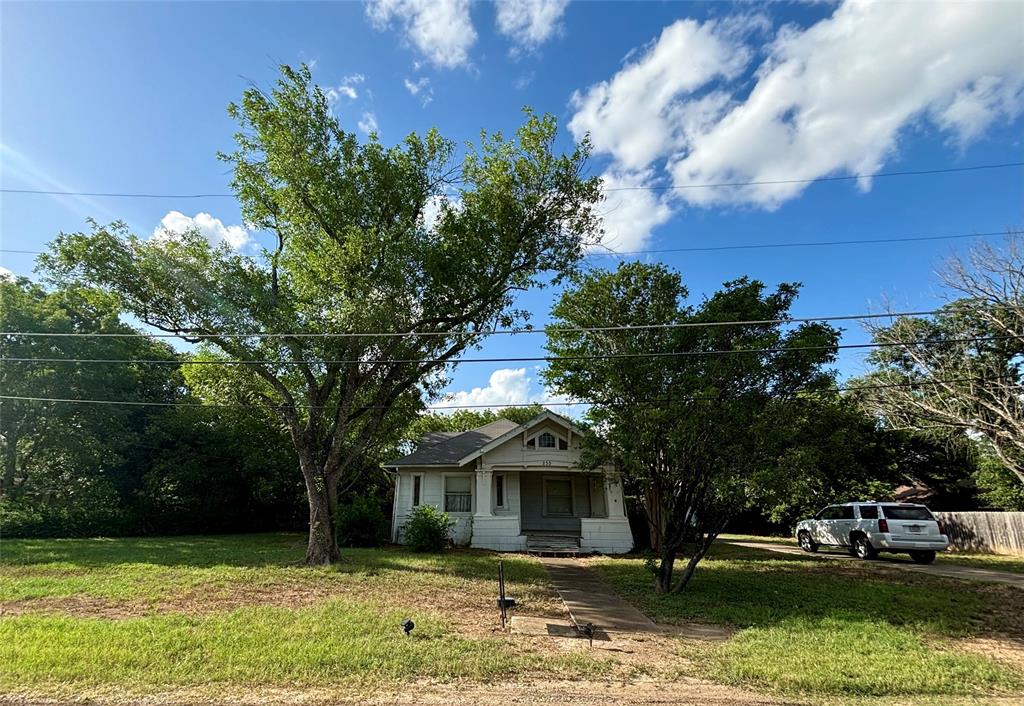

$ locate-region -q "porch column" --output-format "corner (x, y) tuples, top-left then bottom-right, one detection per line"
(474, 469), (493, 516)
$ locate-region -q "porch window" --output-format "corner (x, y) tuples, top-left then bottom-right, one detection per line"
(544, 478), (574, 516)
(444, 475), (472, 513)
(527, 430), (569, 450)
(495, 474), (505, 509)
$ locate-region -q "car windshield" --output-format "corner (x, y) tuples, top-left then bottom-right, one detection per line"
(881, 505), (934, 520)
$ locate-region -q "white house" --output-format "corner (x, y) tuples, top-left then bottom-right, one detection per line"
(385, 410), (634, 554)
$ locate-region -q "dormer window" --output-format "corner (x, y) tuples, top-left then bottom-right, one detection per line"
(526, 430), (569, 450)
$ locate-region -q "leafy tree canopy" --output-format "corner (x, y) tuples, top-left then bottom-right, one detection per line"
(40, 64), (603, 563)
(544, 262), (841, 592)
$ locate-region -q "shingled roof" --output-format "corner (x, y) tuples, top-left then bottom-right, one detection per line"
(383, 418), (521, 467)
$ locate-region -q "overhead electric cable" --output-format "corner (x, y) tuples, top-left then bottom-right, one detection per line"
(0, 336), (1009, 367)
(1, 161), (1020, 199)
(0, 375), (1014, 410)
(0, 308), (945, 339)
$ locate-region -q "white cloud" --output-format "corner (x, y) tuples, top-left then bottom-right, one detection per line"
(0, 266), (14, 280)
(403, 76), (433, 105)
(513, 71), (535, 91)
(668, 2), (1024, 208)
(595, 169), (673, 253)
(366, 0), (477, 69)
(569, 17), (758, 172)
(571, 2), (1024, 228)
(357, 111), (379, 135)
(152, 211), (250, 250)
(325, 73), (365, 104)
(439, 368), (533, 409)
(495, 0), (569, 52)
(435, 367), (575, 412)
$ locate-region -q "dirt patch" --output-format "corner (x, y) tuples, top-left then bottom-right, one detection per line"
(0, 576), (565, 637)
(960, 637), (1024, 672)
(0, 679), (800, 706)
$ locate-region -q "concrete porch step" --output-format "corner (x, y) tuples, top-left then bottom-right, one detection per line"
(526, 533), (582, 557)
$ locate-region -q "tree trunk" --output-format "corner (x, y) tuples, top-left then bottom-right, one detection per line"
(1, 431), (18, 499)
(645, 485), (666, 553)
(671, 537), (714, 593)
(654, 548), (676, 593)
(299, 456), (340, 565)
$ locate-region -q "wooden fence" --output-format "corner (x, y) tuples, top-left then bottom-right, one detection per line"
(934, 511), (1024, 555)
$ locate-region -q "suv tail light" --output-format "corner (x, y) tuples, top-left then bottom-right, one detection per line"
(937, 519), (946, 535)
(878, 518), (889, 533)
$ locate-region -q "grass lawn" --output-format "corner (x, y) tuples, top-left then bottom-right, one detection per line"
(0, 534), (607, 697)
(591, 542), (1024, 699)
(4, 533), (1023, 704)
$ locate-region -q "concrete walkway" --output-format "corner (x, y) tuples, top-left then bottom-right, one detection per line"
(540, 556), (657, 633)
(537, 557), (733, 641)
(725, 540), (1024, 589)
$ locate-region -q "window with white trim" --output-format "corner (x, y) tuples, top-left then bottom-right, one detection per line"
(444, 475), (472, 513)
(411, 474), (422, 507)
(495, 474), (505, 509)
(526, 429), (569, 450)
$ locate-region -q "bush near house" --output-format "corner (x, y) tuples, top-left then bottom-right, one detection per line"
(403, 505), (456, 552)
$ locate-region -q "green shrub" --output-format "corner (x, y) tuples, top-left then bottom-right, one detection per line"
(0, 500), (130, 538)
(335, 496), (389, 547)
(403, 505), (455, 552)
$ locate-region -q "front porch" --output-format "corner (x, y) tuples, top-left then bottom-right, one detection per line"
(469, 467), (634, 554)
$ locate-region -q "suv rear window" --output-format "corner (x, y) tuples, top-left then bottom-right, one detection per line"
(881, 505), (933, 520)
(858, 505), (878, 519)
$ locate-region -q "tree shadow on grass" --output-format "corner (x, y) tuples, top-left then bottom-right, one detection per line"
(1, 534), (547, 586)
(596, 546), (1024, 640)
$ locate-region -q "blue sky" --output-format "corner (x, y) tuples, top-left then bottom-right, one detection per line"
(2, 1), (1022, 410)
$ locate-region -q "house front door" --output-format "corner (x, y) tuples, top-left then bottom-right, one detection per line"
(519, 472), (584, 535)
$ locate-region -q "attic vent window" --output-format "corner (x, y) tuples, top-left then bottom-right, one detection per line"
(538, 432), (556, 448)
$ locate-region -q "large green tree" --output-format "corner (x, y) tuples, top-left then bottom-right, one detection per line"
(42, 65), (602, 563)
(544, 263), (839, 592)
(0, 275), (180, 507)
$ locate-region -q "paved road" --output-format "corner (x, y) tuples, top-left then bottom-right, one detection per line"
(725, 540), (1024, 589)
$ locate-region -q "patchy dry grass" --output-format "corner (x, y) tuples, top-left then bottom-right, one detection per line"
(0, 534), (609, 695)
(591, 543), (1024, 698)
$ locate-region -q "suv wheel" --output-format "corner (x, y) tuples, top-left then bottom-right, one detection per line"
(798, 531), (818, 553)
(852, 535), (877, 560)
(909, 550), (936, 564)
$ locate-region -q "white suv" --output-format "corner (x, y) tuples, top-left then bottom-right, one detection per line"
(795, 502), (949, 564)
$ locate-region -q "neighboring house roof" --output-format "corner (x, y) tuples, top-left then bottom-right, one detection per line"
(383, 419), (521, 467)
(383, 409), (588, 468)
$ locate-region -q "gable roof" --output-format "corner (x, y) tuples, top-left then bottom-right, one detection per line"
(456, 410), (586, 466)
(383, 419), (521, 467)
(382, 409), (587, 469)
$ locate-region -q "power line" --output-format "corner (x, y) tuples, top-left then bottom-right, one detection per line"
(594, 230), (1018, 257)
(0, 308), (944, 339)
(3, 229), (1017, 260)
(0, 336), (1009, 366)
(0, 375), (1014, 411)
(2, 161), (1020, 199)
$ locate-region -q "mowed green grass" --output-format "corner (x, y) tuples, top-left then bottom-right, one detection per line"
(593, 543), (1024, 698)
(0, 534), (605, 693)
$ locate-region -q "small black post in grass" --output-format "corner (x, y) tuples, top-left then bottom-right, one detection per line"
(498, 560), (507, 629)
